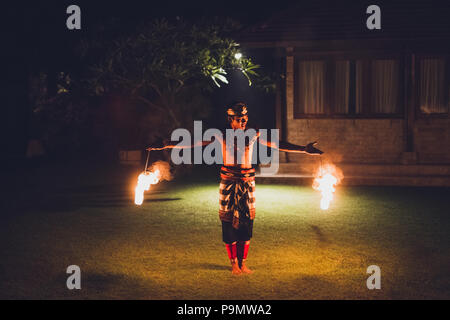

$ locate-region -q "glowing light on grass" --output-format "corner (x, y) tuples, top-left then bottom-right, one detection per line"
(234, 52), (242, 60)
(312, 163), (343, 210)
(134, 170), (160, 205)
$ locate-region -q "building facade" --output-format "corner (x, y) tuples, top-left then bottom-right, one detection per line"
(240, 1), (450, 185)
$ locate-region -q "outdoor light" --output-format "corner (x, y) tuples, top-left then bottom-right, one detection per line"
(234, 52), (242, 60)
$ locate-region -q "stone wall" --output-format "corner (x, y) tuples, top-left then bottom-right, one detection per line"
(283, 56), (450, 166)
(285, 118), (404, 164)
(414, 119), (450, 164)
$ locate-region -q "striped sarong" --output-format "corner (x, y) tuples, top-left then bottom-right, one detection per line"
(219, 167), (256, 229)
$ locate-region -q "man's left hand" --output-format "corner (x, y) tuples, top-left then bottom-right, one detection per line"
(305, 141), (324, 155)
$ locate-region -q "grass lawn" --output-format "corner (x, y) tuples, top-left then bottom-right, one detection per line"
(1, 163), (449, 299)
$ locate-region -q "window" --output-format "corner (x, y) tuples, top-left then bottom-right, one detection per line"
(372, 60), (400, 113)
(418, 58), (449, 114)
(294, 55), (403, 117)
(296, 61), (326, 114)
(356, 59), (401, 114)
(334, 61), (350, 114)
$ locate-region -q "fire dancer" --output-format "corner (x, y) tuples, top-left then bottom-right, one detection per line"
(148, 102), (323, 275)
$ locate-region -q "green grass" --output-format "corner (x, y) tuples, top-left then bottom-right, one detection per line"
(1, 164), (449, 299)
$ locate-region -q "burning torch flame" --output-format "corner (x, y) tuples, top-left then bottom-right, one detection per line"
(313, 163), (341, 210)
(313, 173), (337, 210)
(134, 170), (160, 205)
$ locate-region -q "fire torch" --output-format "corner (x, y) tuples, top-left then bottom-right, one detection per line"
(134, 150), (161, 205)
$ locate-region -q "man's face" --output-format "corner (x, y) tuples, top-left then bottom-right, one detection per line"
(230, 115), (248, 130)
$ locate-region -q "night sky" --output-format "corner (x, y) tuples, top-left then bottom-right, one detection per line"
(6, 0), (299, 59)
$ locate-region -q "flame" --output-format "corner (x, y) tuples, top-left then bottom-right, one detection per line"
(312, 163), (342, 210)
(134, 169), (160, 205)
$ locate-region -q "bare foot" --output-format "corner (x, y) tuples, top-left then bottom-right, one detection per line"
(231, 260), (242, 275)
(240, 260), (253, 274)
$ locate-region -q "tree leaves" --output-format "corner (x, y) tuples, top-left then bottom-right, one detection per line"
(88, 18), (261, 95)
(76, 18), (271, 147)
